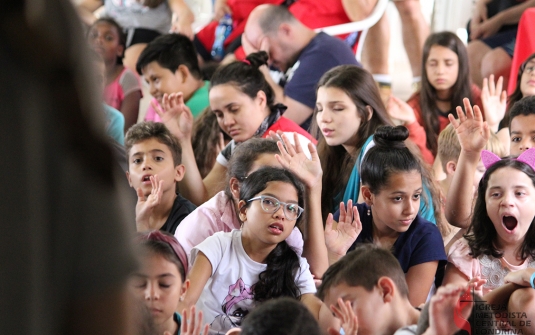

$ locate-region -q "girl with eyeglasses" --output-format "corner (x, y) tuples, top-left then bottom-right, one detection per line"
(178, 167), (335, 334)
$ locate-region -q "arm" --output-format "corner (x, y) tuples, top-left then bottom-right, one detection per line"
(442, 262), (470, 287)
(341, 0), (378, 22)
(121, 91), (142, 132)
(77, 0), (103, 25)
(301, 293), (340, 334)
(177, 252), (213, 311)
(405, 261), (439, 307)
(259, 65), (313, 126)
(274, 132), (328, 278)
(504, 268), (535, 287)
(445, 98), (490, 228)
(213, 0), (231, 22)
(168, 0), (195, 39)
(154, 93), (226, 205)
(471, 0), (535, 39)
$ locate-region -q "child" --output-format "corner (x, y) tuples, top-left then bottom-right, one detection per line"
(136, 34), (210, 121)
(178, 167), (334, 334)
(125, 121), (196, 233)
(155, 51), (316, 206)
(88, 17), (142, 132)
(317, 244), (421, 335)
(509, 96), (535, 155)
(326, 126), (447, 307)
(312, 65), (440, 224)
(443, 149), (535, 334)
(407, 32), (482, 159)
(175, 136), (327, 278)
(508, 53), (535, 114)
(130, 230), (190, 335)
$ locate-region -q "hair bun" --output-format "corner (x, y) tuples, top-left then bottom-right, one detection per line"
(373, 125), (409, 148)
(245, 51), (269, 69)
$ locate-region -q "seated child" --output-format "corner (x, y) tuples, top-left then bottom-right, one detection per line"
(136, 34), (210, 121)
(317, 244), (421, 335)
(443, 148), (535, 334)
(130, 230), (189, 335)
(326, 126), (447, 307)
(125, 122), (195, 233)
(435, 123), (506, 246)
(179, 167), (335, 334)
(87, 17), (142, 132)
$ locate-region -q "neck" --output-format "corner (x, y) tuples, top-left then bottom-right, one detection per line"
(435, 88), (452, 101)
(395, 299), (420, 330)
(105, 62), (121, 82)
(342, 143), (357, 156)
(497, 239), (525, 265)
(371, 213), (400, 247)
(157, 315), (178, 335)
(182, 77), (204, 102)
(241, 230), (277, 263)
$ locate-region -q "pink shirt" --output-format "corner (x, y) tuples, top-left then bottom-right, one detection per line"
(448, 238), (535, 295)
(175, 191), (304, 262)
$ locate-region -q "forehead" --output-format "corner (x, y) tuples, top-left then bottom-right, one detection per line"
(129, 137), (173, 156)
(316, 86), (352, 103)
(524, 58), (535, 69)
(427, 45), (458, 60)
(138, 252), (181, 277)
(209, 84), (250, 105)
(142, 61), (172, 76)
(324, 281), (370, 306)
(380, 170), (422, 192)
(91, 21), (118, 34)
(511, 114), (535, 132)
(487, 166), (534, 188)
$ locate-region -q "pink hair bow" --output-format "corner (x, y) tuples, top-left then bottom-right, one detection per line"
(481, 148), (535, 170)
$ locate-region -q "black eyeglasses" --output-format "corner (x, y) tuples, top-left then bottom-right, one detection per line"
(247, 195), (303, 220)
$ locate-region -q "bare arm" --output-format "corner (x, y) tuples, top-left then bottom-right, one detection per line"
(301, 293), (340, 334)
(405, 261), (439, 307)
(493, 0), (535, 26)
(445, 98), (490, 228)
(178, 252), (213, 311)
(442, 262), (470, 287)
(77, 0), (103, 25)
(341, 0), (378, 22)
(168, 0), (195, 39)
(121, 91), (142, 132)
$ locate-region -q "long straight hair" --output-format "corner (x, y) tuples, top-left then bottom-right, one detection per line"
(420, 32), (472, 156)
(311, 65), (393, 220)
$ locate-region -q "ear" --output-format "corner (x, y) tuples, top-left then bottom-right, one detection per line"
(445, 160), (457, 175)
(255, 90), (267, 110)
(177, 64), (191, 83)
(229, 177), (241, 201)
(361, 185), (374, 206)
(238, 200), (248, 222)
(377, 277), (395, 303)
(174, 164), (186, 182)
(365, 105), (373, 121)
(116, 43), (125, 58)
(278, 22), (292, 38)
(126, 170), (134, 188)
(180, 279), (190, 302)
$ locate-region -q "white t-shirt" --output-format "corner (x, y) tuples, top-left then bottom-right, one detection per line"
(191, 230), (316, 335)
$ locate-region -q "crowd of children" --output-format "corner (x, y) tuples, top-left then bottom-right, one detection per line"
(72, 3), (535, 335)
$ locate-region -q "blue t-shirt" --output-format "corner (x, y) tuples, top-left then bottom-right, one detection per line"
(334, 202), (447, 286)
(103, 103), (125, 145)
(284, 32), (360, 130)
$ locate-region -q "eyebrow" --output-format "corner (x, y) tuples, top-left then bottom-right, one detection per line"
(133, 273), (175, 278)
(510, 130), (535, 134)
(389, 188), (423, 195)
(261, 193), (299, 204)
(131, 149), (166, 157)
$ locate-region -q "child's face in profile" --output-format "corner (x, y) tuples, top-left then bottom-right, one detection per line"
(366, 170), (423, 234)
(510, 114), (535, 156)
(126, 138), (183, 196)
(142, 61), (190, 105)
(323, 282), (388, 335)
(129, 252), (184, 330)
(485, 166), (535, 247)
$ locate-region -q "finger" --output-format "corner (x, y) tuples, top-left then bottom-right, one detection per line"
(353, 207), (362, 231)
(181, 308), (189, 333)
(281, 132), (297, 156)
(340, 202), (347, 220)
(151, 100), (165, 119)
(489, 74), (495, 96)
(328, 328), (342, 335)
(292, 132), (304, 154)
(276, 141), (291, 164)
(162, 93), (171, 112)
(448, 112), (460, 129)
(463, 98), (474, 119)
(346, 199), (353, 223)
(500, 90), (507, 104)
(330, 303), (344, 321)
(496, 75), (503, 94)
(202, 324), (210, 335)
(482, 77), (489, 96)
(325, 213), (334, 233)
(472, 104), (484, 121)
(455, 105), (466, 123)
(195, 309), (204, 334)
(136, 187), (145, 201)
(189, 305), (197, 332)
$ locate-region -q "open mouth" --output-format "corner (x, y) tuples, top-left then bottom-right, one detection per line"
(142, 175), (152, 182)
(502, 216), (518, 232)
(268, 223), (283, 234)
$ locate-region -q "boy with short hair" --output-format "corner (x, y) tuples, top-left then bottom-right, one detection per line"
(136, 33), (210, 121)
(317, 244), (420, 335)
(125, 121), (196, 233)
(509, 96), (535, 155)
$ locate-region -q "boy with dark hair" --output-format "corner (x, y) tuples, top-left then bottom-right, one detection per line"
(317, 244), (420, 335)
(125, 121), (195, 233)
(509, 95), (535, 155)
(136, 34), (210, 120)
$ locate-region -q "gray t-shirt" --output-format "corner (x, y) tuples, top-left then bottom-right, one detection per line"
(104, 0), (172, 34)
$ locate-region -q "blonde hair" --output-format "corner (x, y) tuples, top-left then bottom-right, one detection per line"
(437, 124), (507, 172)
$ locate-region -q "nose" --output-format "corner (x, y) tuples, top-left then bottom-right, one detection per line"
(403, 199), (417, 216)
(317, 109), (331, 124)
(272, 205), (286, 220)
(500, 192), (514, 207)
(222, 113), (235, 127)
(144, 282), (159, 301)
(141, 159), (152, 171)
(519, 138), (533, 152)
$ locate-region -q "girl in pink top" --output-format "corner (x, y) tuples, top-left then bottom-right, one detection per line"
(443, 149), (535, 334)
(88, 18), (142, 132)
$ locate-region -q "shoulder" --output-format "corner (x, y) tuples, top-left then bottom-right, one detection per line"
(447, 238), (478, 279)
(299, 33), (359, 65)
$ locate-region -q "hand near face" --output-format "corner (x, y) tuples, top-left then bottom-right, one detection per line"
(386, 95), (417, 126)
(153, 93), (194, 143)
(481, 74), (507, 133)
(135, 175), (163, 231)
(328, 298), (358, 335)
(449, 98), (490, 155)
(325, 200), (362, 263)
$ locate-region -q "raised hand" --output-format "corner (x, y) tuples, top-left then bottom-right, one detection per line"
(423, 284), (472, 335)
(481, 74), (507, 133)
(181, 306), (209, 335)
(449, 98), (490, 155)
(328, 298), (358, 335)
(153, 93), (194, 143)
(386, 95), (417, 126)
(135, 175), (163, 231)
(325, 200), (362, 263)
(274, 131), (322, 190)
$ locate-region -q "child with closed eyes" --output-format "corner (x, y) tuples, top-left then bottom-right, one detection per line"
(178, 167), (335, 334)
